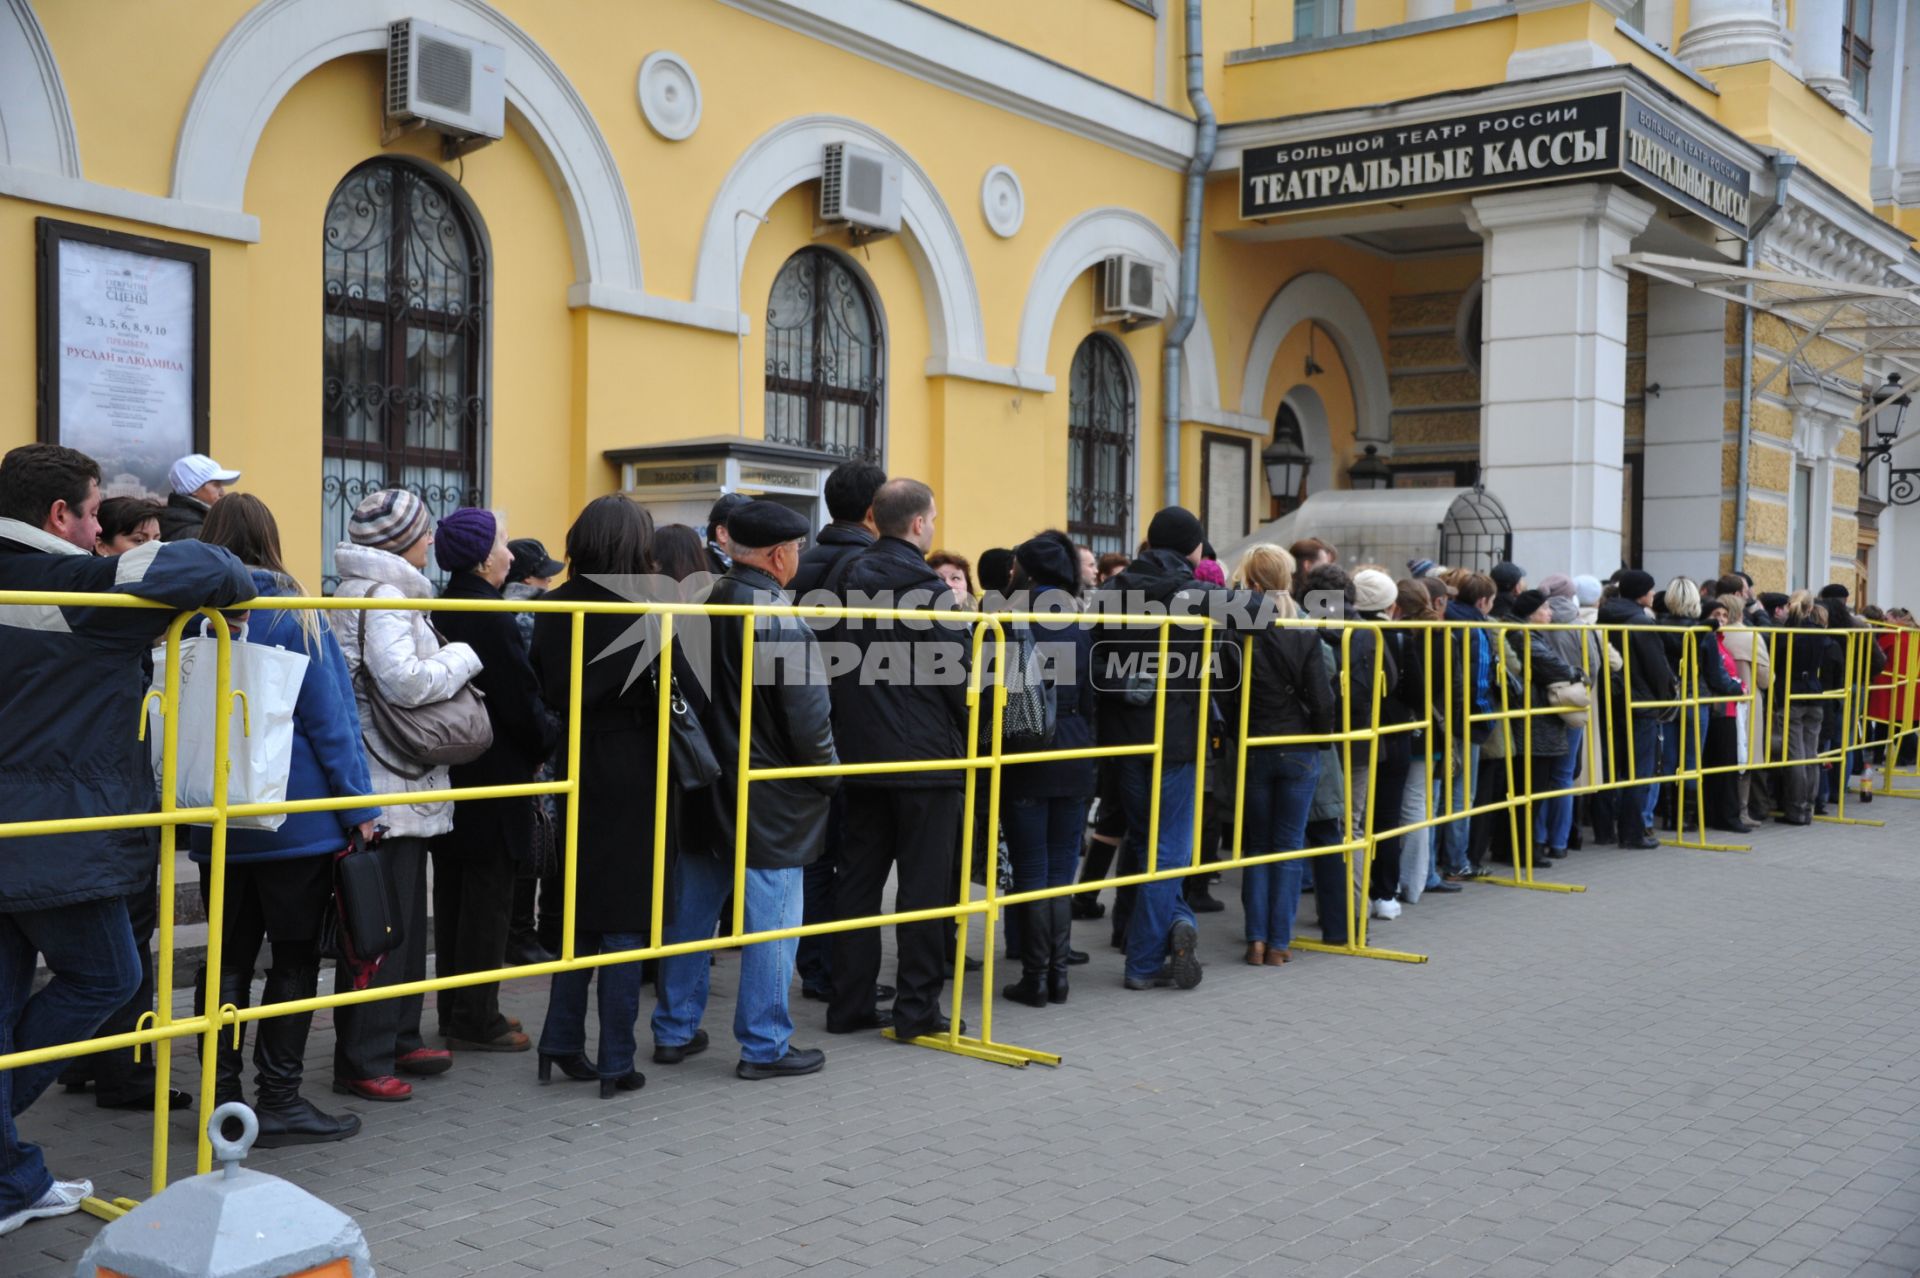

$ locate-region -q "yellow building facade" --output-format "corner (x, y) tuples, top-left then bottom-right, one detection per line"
(3, 0), (1916, 600)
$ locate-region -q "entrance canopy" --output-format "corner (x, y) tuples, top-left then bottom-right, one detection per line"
(1618, 252), (1920, 443)
(1219, 487), (1511, 575)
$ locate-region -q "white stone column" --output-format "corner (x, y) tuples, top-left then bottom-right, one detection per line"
(1676, 0), (1793, 68)
(1641, 282), (1729, 587)
(1466, 184), (1656, 577)
(1793, 0), (1856, 112)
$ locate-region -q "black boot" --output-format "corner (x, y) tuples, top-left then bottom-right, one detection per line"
(1001, 904), (1048, 1007)
(193, 964), (250, 1110)
(252, 963), (360, 1148)
(1046, 897), (1071, 1004)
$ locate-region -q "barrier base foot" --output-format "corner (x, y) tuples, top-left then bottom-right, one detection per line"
(1480, 874), (1587, 893)
(80, 1196), (137, 1222)
(1867, 788), (1920, 800)
(883, 1029), (1061, 1069)
(1813, 813), (1885, 826)
(1289, 939), (1428, 964)
(1661, 837), (1752, 852)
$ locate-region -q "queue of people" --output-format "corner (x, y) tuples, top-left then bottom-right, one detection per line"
(0, 437), (1913, 1241)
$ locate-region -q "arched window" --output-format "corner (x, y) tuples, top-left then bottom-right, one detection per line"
(321, 159), (487, 589)
(765, 247), (883, 460)
(1067, 334), (1135, 555)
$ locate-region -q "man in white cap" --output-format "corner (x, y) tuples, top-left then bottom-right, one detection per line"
(155, 452), (241, 542)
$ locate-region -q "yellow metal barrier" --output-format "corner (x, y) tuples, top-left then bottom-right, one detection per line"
(0, 588), (1907, 1221)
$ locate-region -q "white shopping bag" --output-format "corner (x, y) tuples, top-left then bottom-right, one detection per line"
(150, 623), (309, 832)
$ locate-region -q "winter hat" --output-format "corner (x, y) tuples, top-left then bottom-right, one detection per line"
(1573, 574), (1603, 607)
(976, 547), (1016, 595)
(507, 537), (564, 583)
(1408, 558), (1437, 578)
(706, 492), (752, 542)
(1817, 582), (1850, 600)
(1146, 506), (1205, 556)
(1491, 561), (1527, 593)
(1013, 530), (1079, 593)
(1615, 569), (1656, 601)
(348, 489), (430, 554)
(1352, 568), (1397, 615)
(434, 507), (498, 573)
(1539, 574), (1575, 600)
(1194, 558), (1226, 586)
(1511, 588), (1549, 620)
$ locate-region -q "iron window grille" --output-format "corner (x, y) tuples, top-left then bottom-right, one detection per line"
(321, 159), (487, 591)
(764, 247), (884, 462)
(1068, 334), (1135, 556)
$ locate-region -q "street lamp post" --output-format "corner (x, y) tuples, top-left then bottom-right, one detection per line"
(1263, 431), (1311, 518)
(1860, 373), (1917, 506)
(1347, 444), (1392, 491)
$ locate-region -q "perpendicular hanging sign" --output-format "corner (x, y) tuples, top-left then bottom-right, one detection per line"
(1239, 89), (1754, 238)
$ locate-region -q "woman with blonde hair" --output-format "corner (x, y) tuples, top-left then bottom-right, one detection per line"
(1219, 545), (1330, 966)
(1652, 575), (1743, 830)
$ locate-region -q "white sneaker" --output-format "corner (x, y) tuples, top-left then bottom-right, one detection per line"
(0, 1177), (91, 1237)
(1370, 898), (1402, 921)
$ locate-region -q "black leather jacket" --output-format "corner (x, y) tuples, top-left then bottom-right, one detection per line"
(694, 564), (839, 869)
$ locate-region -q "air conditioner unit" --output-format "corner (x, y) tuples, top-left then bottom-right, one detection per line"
(820, 142), (902, 239)
(386, 19), (506, 149)
(1101, 254), (1165, 327)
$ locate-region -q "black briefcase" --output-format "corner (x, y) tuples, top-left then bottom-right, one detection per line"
(327, 828), (404, 965)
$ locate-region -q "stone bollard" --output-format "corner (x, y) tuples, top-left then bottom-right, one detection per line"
(76, 1103), (374, 1278)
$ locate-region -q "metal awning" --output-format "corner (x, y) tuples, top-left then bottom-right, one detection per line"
(1617, 252), (1920, 440)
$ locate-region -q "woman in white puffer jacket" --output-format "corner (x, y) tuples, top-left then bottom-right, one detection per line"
(328, 489), (482, 1094)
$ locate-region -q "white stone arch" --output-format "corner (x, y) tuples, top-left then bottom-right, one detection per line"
(1015, 206), (1231, 421)
(0, 0), (80, 177)
(168, 0), (713, 324)
(1278, 383), (1335, 497)
(689, 113), (1005, 383)
(1240, 272), (1392, 447)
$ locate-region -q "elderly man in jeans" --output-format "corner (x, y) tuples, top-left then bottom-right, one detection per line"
(651, 501), (835, 1080)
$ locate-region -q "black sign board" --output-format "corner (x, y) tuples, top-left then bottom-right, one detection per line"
(1240, 89), (1755, 237)
(1621, 92), (1752, 236)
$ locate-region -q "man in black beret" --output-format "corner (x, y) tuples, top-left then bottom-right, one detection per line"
(1594, 568), (1675, 849)
(651, 500), (835, 1080)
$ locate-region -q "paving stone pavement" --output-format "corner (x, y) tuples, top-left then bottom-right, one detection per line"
(10, 801), (1920, 1277)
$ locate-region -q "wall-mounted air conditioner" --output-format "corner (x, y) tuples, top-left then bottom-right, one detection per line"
(1101, 254), (1165, 327)
(820, 142), (902, 239)
(386, 19), (506, 153)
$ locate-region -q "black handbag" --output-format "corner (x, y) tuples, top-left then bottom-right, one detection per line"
(320, 829), (404, 989)
(652, 665), (722, 790)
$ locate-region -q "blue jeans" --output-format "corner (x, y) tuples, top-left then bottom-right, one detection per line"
(651, 856), (803, 1065)
(1618, 717), (1663, 840)
(1003, 796), (1088, 892)
(539, 930), (647, 1080)
(1238, 750), (1319, 947)
(1534, 726), (1584, 851)
(1, 897), (143, 1212)
(1433, 742), (1480, 876)
(1113, 757), (1197, 982)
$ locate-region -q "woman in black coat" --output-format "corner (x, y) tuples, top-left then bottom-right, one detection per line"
(432, 509), (559, 1051)
(530, 496), (671, 1097)
(999, 531), (1096, 1008)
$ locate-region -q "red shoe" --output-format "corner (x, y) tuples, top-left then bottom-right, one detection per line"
(332, 1075), (412, 1102)
(395, 1048), (453, 1077)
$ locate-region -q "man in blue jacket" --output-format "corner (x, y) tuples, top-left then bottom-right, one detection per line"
(0, 444), (255, 1235)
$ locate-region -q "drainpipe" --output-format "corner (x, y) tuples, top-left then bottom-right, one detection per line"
(1163, 0), (1216, 509)
(1734, 153), (1796, 571)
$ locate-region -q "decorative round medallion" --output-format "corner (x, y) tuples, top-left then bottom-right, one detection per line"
(637, 52), (702, 141)
(981, 165), (1025, 238)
